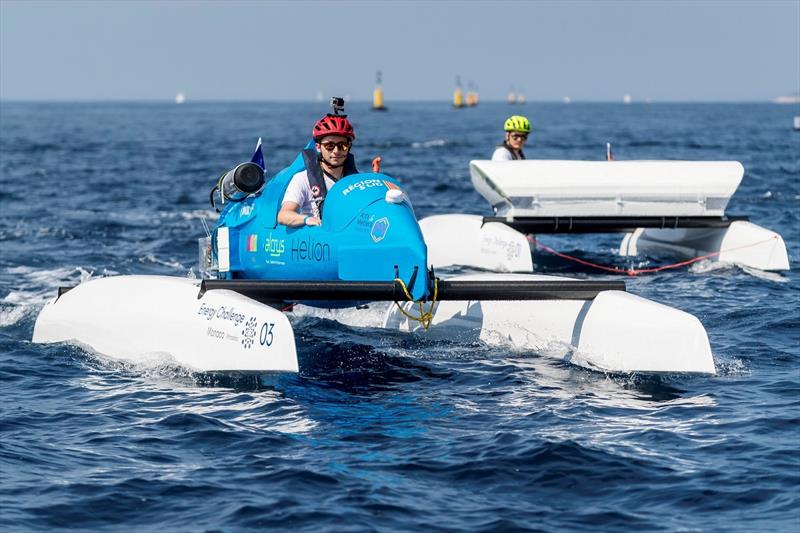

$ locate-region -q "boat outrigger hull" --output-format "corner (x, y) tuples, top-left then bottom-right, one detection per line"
(32, 273), (715, 375)
(420, 213), (788, 273)
(620, 221), (789, 271)
(386, 274), (714, 374)
(292, 273), (715, 375)
(32, 276), (298, 373)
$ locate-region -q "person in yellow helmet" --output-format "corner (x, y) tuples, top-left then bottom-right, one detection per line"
(492, 115), (531, 161)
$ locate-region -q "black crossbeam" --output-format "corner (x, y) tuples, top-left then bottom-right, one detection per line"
(483, 215), (749, 234)
(199, 279), (625, 302)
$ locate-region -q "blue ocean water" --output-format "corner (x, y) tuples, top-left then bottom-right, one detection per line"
(1, 101), (798, 531)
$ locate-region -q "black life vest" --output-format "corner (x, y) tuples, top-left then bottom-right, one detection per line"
(496, 142), (526, 160)
(301, 148), (359, 218)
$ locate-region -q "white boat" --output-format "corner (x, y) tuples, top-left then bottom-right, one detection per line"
(772, 95), (800, 104)
(33, 273), (715, 375)
(31, 135), (721, 377)
(420, 160), (788, 272)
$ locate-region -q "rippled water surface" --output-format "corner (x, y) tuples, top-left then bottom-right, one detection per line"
(1, 102), (799, 531)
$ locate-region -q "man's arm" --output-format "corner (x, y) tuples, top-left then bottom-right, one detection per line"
(277, 202), (320, 227)
(278, 172), (322, 227)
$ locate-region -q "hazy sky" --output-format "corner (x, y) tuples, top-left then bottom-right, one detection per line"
(1, 0), (798, 102)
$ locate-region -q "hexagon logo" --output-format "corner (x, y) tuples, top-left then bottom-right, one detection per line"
(370, 217), (390, 243)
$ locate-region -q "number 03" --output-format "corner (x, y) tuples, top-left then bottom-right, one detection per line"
(259, 322), (275, 347)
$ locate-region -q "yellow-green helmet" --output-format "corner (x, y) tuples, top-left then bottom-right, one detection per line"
(504, 115), (531, 133)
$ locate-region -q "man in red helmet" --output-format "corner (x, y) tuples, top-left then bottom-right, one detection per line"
(277, 114), (358, 227)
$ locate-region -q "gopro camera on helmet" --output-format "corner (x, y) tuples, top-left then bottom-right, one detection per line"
(330, 96), (345, 116)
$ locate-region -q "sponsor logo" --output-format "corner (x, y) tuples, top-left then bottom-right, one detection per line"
(240, 204), (254, 217)
(241, 316), (257, 349)
(356, 212), (375, 231)
(206, 326), (239, 343)
(247, 234), (258, 252)
(200, 307), (278, 349)
(291, 235), (331, 262)
(197, 303), (246, 327)
(207, 326), (225, 339)
(370, 217), (390, 243)
(264, 232), (285, 258)
(479, 236), (522, 260)
(341, 178), (386, 196)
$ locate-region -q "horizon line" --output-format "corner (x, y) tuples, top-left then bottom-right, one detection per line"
(1, 97), (796, 104)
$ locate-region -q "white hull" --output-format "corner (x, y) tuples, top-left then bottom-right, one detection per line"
(296, 273), (715, 375)
(620, 221), (790, 272)
(32, 276), (298, 373)
(422, 214), (789, 272)
(32, 274), (714, 375)
(420, 214), (532, 272)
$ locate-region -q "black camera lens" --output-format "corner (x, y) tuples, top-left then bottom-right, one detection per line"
(233, 163), (265, 193)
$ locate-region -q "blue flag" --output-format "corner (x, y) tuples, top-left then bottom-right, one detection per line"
(250, 137), (265, 170)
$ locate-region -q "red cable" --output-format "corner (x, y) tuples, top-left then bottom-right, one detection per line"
(534, 236), (777, 276)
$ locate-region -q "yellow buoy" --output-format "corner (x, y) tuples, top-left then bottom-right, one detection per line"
(453, 76), (464, 108)
(373, 86), (386, 110)
(465, 81), (479, 107)
(372, 71), (387, 111)
(453, 88), (464, 108)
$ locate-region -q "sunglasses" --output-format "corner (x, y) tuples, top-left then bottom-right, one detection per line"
(320, 141), (352, 152)
(510, 133), (528, 141)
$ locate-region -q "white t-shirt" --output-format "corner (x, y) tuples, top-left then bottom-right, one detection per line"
(281, 169), (337, 216)
(491, 145), (514, 161)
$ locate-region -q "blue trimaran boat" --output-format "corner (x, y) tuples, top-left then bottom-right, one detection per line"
(32, 103), (716, 375)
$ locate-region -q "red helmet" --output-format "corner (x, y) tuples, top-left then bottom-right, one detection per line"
(313, 114), (355, 141)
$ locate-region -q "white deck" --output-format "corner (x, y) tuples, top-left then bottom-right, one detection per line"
(470, 160), (744, 217)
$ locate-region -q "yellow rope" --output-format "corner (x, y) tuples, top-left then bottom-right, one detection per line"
(393, 277), (439, 330)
